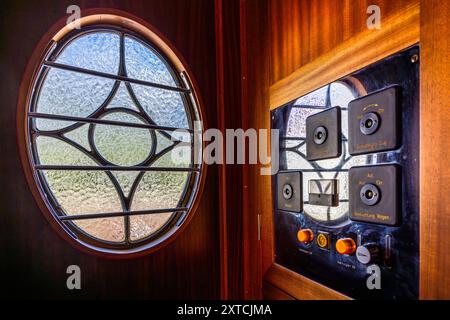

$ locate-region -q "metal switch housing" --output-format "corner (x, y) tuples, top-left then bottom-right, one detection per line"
(349, 164), (401, 226)
(277, 171), (303, 213)
(308, 179), (339, 207)
(306, 107), (342, 161)
(348, 86), (401, 155)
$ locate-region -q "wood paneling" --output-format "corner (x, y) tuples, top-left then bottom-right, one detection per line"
(240, 0), (271, 299)
(215, 0), (246, 299)
(269, 1), (420, 109)
(269, 0), (420, 85)
(419, 0), (450, 300)
(264, 264), (350, 300)
(262, 281), (295, 300)
(0, 0), (219, 299)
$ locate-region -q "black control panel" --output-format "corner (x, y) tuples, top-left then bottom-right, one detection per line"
(272, 46), (419, 299)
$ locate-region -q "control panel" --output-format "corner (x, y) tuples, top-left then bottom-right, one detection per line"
(272, 46), (419, 299)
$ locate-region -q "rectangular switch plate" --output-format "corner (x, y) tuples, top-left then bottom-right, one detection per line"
(277, 171), (303, 213)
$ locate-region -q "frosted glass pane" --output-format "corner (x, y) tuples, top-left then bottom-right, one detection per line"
(36, 68), (115, 131)
(106, 83), (139, 112)
(42, 170), (122, 215)
(294, 85), (328, 107)
(155, 131), (174, 154)
(124, 36), (176, 86)
(93, 113), (153, 166)
(64, 124), (91, 151)
(330, 82), (355, 108)
(154, 131), (191, 167)
(152, 146), (191, 168)
(71, 217), (125, 242)
(56, 32), (120, 74)
(286, 150), (314, 170)
(131, 83), (188, 128)
(36, 136), (95, 165)
(111, 171), (140, 197)
(286, 107), (317, 137)
(131, 172), (188, 211)
(130, 213), (173, 241)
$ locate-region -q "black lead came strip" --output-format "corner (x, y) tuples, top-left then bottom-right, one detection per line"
(43, 61), (191, 94)
(28, 112), (195, 133)
(34, 165), (200, 172)
(59, 207), (188, 221)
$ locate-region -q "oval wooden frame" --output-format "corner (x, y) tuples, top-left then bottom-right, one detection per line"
(16, 8), (208, 259)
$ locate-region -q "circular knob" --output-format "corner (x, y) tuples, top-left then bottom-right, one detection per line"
(360, 183), (381, 206)
(313, 126), (328, 145)
(360, 112), (380, 135)
(282, 183), (293, 200)
(336, 238), (357, 255)
(356, 243), (380, 264)
(297, 229), (314, 244)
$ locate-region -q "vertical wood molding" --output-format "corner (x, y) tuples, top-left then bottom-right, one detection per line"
(241, 0), (271, 299)
(419, 0), (450, 300)
(214, 0), (229, 300)
(215, 0), (245, 299)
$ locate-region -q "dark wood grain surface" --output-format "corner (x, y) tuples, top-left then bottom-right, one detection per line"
(0, 0), (219, 299)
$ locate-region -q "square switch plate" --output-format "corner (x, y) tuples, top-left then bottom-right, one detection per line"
(348, 86), (401, 155)
(277, 171), (302, 213)
(349, 164), (401, 226)
(306, 107), (342, 161)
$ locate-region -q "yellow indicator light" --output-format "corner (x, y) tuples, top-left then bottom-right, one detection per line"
(316, 233), (329, 248)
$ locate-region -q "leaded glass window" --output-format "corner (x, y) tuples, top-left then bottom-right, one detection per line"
(26, 25), (203, 254)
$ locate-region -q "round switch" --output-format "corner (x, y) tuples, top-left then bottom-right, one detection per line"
(360, 112), (380, 135)
(336, 238), (357, 255)
(313, 126), (328, 145)
(297, 229), (314, 244)
(360, 183), (381, 206)
(282, 184), (293, 200)
(356, 243), (380, 264)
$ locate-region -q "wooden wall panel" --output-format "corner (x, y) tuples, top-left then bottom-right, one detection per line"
(241, 0), (270, 299)
(215, 0), (246, 299)
(0, 0), (219, 299)
(269, 0), (420, 84)
(419, 0), (450, 300)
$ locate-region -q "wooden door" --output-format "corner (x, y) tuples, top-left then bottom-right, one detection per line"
(0, 0), (219, 299)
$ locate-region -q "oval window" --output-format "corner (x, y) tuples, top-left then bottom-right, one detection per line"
(23, 18), (203, 255)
